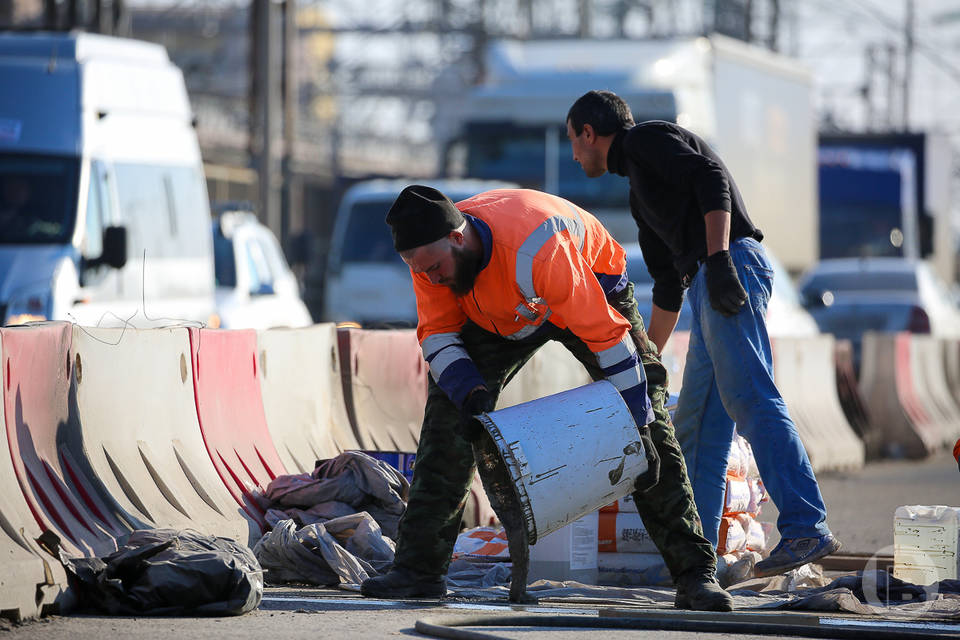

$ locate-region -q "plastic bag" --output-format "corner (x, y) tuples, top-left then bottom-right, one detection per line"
(64, 529), (262, 616)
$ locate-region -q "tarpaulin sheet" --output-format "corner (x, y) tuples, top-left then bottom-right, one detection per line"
(260, 451), (408, 540)
(63, 529), (262, 616)
(254, 513), (395, 586)
(443, 566), (960, 621)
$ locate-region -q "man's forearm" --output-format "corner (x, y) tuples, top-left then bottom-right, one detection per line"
(648, 303), (680, 354)
(704, 209), (731, 256)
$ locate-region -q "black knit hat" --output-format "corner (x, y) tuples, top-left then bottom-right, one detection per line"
(385, 185), (465, 252)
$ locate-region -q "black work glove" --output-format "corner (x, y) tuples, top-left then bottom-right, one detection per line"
(704, 250), (747, 317)
(633, 426), (661, 493)
(458, 387), (496, 442)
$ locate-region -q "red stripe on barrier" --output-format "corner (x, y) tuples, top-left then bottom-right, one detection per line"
(895, 333), (931, 427)
(59, 453), (111, 527)
(25, 464), (81, 543)
(189, 329), (285, 527)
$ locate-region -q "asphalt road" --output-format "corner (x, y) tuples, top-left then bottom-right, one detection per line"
(4, 452), (957, 640)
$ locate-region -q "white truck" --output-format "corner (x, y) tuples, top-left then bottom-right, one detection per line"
(0, 32), (217, 327)
(444, 34), (817, 273)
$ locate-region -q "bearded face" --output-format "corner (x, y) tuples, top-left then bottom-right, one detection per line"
(448, 243), (482, 296)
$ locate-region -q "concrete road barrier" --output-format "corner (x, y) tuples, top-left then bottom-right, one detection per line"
(945, 338), (960, 412)
(257, 325), (359, 473)
(189, 328), (287, 528)
(0, 322), (128, 557)
(337, 328), (426, 452)
(659, 331), (690, 397)
(0, 330), (70, 620)
(859, 332), (943, 458)
(910, 336), (960, 447)
(497, 340), (592, 409)
(71, 326), (257, 546)
(833, 339), (874, 455)
(771, 336), (865, 472)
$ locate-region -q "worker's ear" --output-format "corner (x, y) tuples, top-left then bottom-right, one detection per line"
(582, 123), (597, 144)
(449, 229), (465, 246)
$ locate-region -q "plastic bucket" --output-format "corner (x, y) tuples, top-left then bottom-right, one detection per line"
(475, 380), (647, 544)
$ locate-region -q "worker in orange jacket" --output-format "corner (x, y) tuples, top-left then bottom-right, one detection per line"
(360, 185), (732, 611)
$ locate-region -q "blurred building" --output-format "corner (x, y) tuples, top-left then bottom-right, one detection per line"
(4, 0), (960, 312)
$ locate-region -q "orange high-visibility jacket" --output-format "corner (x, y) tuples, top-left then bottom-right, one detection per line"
(412, 189), (653, 425)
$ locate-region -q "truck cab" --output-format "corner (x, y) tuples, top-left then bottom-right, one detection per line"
(444, 35), (817, 271)
(0, 32), (216, 327)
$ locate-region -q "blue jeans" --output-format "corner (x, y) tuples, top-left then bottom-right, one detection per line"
(673, 237), (831, 547)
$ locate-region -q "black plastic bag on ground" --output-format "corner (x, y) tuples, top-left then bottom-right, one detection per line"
(64, 529), (263, 616)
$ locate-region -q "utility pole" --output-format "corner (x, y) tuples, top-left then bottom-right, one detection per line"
(282, 0), (298, 248)
(252, 0), (282, 238)
(578, 0), (591, 38)
(862, 44), (876, 131)
(902, 0), (914, 131)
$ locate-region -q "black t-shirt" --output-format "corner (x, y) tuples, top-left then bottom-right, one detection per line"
(606, 121), (762, 312)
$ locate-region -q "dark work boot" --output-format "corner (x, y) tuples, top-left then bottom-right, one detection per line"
(360, 566), (446, 599)
(674, 568), (734, 612)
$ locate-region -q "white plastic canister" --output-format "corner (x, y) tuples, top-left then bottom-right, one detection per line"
(894, 505), (960, 584)
(476, 380), (648, 544)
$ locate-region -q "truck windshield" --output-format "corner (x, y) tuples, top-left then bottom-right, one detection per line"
(464, 124), (630, 211)
(0, 153), (79, 244)
(340, 200), (404, 265)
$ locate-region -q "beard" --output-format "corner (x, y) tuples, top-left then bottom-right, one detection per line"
(448, 244), (482, 297)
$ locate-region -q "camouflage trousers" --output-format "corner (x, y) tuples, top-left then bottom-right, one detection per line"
(393, 282), (717, 581)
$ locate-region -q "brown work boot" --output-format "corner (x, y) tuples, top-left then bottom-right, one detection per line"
(674, 568), (734, 611)
(360, 566), (446, 599)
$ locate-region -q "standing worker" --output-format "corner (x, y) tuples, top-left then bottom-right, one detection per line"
(360, 185), (733, 611)
(565, 90), (841, 577)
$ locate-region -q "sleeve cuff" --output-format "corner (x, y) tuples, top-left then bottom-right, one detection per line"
(652, 284), (685, 312)
(436, 358), (486, 408)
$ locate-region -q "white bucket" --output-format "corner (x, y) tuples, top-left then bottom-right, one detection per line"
(475, 380), (648, 544)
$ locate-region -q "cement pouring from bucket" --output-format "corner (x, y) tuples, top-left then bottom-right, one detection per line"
(469, 380), (649, 604)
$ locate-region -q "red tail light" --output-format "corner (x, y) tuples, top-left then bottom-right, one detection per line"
(907, 306), (931, 333)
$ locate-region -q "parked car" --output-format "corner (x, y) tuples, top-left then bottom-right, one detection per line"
(212, 208), (312, 329)
(624, 243), (819, 336)
(797, 257), (960, 368)
(322, 178), (517, 327)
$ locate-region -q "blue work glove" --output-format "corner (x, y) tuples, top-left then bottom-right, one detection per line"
(459, 387), (495, 442)
(633, 425), (660, 493)
(704, 250), (747, 317)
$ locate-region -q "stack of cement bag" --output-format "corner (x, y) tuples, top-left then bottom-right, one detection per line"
(715, 436), (770, 583)
(252, 451), (408, 586)
(597, 434), (769, 586)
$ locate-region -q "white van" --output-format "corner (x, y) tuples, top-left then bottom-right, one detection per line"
(322, 179), (517, 326)
(0, 32), (216, 327)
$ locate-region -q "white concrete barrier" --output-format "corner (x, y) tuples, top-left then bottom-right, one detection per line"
(337, 328), (425, 452)
(659, 331), (690, 397)
(772, 336), (865, 472)
(859, 332), (944, 458)
(910, 336), (960, 447)
(1, 322), (123, 558)
(497, 340), (592, 409)
(945, 338), (960, 412)
(71, 326), (257, 545)
(258, 325), (360, 473)
(0, 331), (69, 621)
